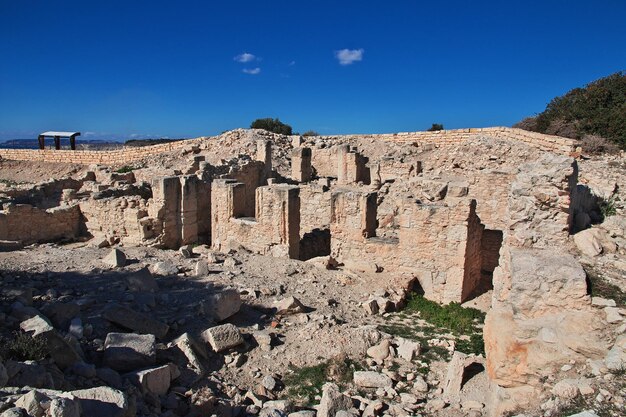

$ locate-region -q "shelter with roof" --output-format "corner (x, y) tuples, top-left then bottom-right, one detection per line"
(38, 131), (81, 150)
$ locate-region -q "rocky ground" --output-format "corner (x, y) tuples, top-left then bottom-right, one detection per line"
(0, 131), (624, 417)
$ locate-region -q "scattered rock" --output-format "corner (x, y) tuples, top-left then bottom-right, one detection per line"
(102, 303), (169, 338)
(103, 249), (127, 267)
(353, 371), (393, 388)
(103, 332), (156, 372)
(201, 324), (244, 352)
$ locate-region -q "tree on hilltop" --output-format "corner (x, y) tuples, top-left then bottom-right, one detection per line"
(250, 118), (293, 135)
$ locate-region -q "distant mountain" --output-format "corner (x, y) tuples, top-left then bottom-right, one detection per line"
(514, 71), (625, 150)
(0, 138), (124, 150)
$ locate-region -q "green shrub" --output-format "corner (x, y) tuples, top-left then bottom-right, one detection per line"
(404, 294), (485, 335)
(0, 332), (49, 361)
(116, 165), (135, 173)
(302, 130), (320, 136)
(514, 71), (626, 149)
(250, 118), (293, 135)
(427, 123), (444, 131)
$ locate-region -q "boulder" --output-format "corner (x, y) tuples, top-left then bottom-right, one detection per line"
(15, 390), (49, 417)
(274, 296), (305, 315)
(353, 371), (393, 388)
(102, 304), (168, 338)
(573, 229), (603, 257)
(61, 386), (134, 417)
(317, 383), (352, 417)
(41, 302), (80, 329)
(201, 289), (242, 322)
(125, 268), (158, 293)
(48, 397), (81, 417)
(396, 338), (420, 361)
(201, 324), (244, 352)
(366, 339), (391, 362)
(20, 315), (54, 336)
(103, 249), (127, 268)
(133, 364), (171, 395)
(103, 332), (156, 372)
(150, 261), (178, 276)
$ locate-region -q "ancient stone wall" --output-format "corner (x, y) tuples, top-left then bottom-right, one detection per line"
(298, 183), (332, 236)
(211, 180), (300, 259)
(0, 203), (81, 244)
(0, 127), (578, 165)
(330, 188), (489, 303)
(79, 196), (150, 245)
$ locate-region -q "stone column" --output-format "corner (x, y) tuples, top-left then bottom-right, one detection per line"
(180, 176), (199, 245)
(291, 147), (312, 183)
(256, 140), (272, 179)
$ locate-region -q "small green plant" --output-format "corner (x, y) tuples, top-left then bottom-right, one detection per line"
(598, 194), (619, 218)
(283, 356), (362, 405)
(0, 332), (50, 361)
(116, 165), (135, 173)
(302, 130), (320, 136)
(404, 294), (485, 335)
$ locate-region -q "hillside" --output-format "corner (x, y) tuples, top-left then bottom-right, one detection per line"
(514, 71), (626, 150)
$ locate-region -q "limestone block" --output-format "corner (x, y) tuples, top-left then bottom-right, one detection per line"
(103, 332), (156, 372)
(201, 288), (242, 322)
(133, 364), (171, 395)
(125, 267), (158, 292)
(201, 324), (244, 352)
(353, 371), (393, 388)
(102, 304), (169, 338)
(103, 249), (127, 267)
(60, 386), (133, 417)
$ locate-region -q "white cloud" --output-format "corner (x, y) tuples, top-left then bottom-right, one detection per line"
(288, 60), (296, 66)
(242, 67), (261, 75)
(335, 48), (364, 65)
(234, 52), (256, 63)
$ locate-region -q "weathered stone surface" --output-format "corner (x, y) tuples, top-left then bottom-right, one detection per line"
(125, 267), (158, 292)
(61, 386), (134, 417)
(605, 334), (626, 371)
(103, 248), (127, 267)
(42, 331), (84, 370)
(41, 302), (80, 329)
(171, 333), (207, 374)
(396, 338), (420, 361)
(20, 314), (53, 336)
(317, 383), (352, 417)
(574, 228), (603, 257)
(201, 324), (244, 352)
(102, 304), (169, 338)
(274, 296), (305, 315)
(442, 352), (486, 403)
(133, 364), (171, 395)
(0, 408), (27, 417)
(15, 390), (49, 417)
(103, 332), (156, 372)
(150, 261), (178, 276)
(366, 339), (390, 362)
(201, 288), (242, 321)
(353, 371), (393, 388)
(552, 380), (579, 399)
(48, 397), (81, 417)
(604, 307), (623, 323)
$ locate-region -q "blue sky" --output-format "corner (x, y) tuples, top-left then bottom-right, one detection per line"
(1, 1), (625, 140)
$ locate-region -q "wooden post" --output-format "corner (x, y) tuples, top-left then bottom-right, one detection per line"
(70, 134), (76, 150)
(54, 136), (60, 150)
(38, 135), (45, 150)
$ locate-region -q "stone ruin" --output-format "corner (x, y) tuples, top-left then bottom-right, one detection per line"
(0, 127), (624, 417)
